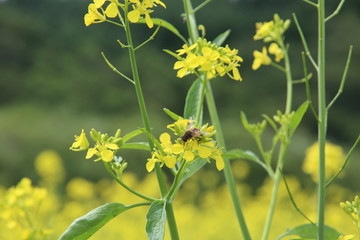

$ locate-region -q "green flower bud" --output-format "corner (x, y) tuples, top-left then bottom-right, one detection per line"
(90, 128), (101, 141)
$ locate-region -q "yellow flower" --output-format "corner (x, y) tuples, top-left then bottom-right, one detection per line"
(147, 119), (224, 172)
(302, 141), (345, 182)
(128, 0), (166, 28)
(70, 129), (89, 151)
(252, 47), (271, 70)
(35, 150), (65, 184)
(338, 235), (354, 240)
(174, 53), (202, 78)
(84, 0), (120, 26)
(268, 43), (284, 62)
(173, 38), (243, 81)
(254, 21), (274, 41)
(86, 142), (119, 162)
(253, 14), (290, 43)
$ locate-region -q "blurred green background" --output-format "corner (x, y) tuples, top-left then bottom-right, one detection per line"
(0, 0), (359, 190)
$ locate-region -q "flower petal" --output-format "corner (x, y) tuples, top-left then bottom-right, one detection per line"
(128, 10), (140, 23)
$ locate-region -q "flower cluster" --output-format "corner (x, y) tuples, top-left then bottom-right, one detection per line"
(340, 195), (360, 230)
(173, 38), (243, 81)
(84, 0), (121, 26)
(146, 119), (224, 172)
(127, 0), (166, 28)
(0, 178), (51, 239)
(252, 14), (290, 70)
(83, 0), (165, 28)
(70, 129), (121, 162)
(302, 141), (345, 182)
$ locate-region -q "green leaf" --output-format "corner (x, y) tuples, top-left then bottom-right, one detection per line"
(224, 149), (268, 172)
(289, 101), (309, 136)
(184, 78), (203, 123)
(163, 108), (182, 121)
(274, 224), (342, 240)
(213, 29), (231, 46)
(58, 203), (130, 240)
(138, 18), (187, 43)
(122, 142), (150, 151)
(146, 200), (167, 240)
(180, 158), (208, 185)
(122, 129), (143, 144)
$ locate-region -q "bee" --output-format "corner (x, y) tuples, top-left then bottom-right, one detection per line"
(181, 127), (202, 142)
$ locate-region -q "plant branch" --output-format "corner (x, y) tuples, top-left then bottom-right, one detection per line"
(281, 171), (315, 225)
(134, 25), (161, 51)
(293, 13), (318, 70)
(103, 162), (157, 202)
(303, 0), (318, 7)
(325, 0), (346, 22)
(193, 0), (213, 13)
(301, 52), (319, 122)
(325, 135), (360, 187)
(327, 45), (353, 110)
(101, 52), (135, 84)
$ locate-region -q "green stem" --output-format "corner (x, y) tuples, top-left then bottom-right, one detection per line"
(261, 38), (293, 240)
(182, 0), (199, 44)
(123, 6), (179, 239)
(261, 144), (288, 240)
(182, 0), (250, 238)
(278, 40), (293, 114)
(317, 0), (327, 238)
(195, 77), (207, 124)
(206, 82), (252, 240)
(104, 162), (157, 202)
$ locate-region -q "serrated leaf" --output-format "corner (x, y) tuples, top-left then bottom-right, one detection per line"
(122, 142), (150, 151)
(58, 203), (130, 240)
(146, 200), (167, 240)
(213, 29), (231, 46)
(289, 101), (309, 136)
(274, 224), (342, 240)
(184, 78), (204, 123)
(138, 18), (187, 43)
(180, 158), (207, 185)
(163, 108), (182, 121)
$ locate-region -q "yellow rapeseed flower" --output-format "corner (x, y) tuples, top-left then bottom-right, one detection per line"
(252, 47), (271, 70)
(147, 119), (224, 172)
(128, 0), (166, 28)
(302, 141), (345, 182)
(69, 129), (89, 151)
(268, 42), (284, 62)
(253, 14), (290, 43)
(35, 150), (65, 185)
(84, 0), (120, 26)
(338, 235), (354, 240)
(173, 38), (243, 81)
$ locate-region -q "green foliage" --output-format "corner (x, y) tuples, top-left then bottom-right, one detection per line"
(58, 203), (131, 240)
(275, 224), (342, 240)
(146, 200), (167, 240)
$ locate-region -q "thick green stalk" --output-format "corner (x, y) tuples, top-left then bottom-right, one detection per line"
(124, 10), (179, 240)
(182, 0), (250, 238)
(206, 83), (252, 240)
(317, 0), (327, 239)
(182, 0), (199, 43)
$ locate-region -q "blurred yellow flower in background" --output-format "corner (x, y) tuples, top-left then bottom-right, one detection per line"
(35, 150), (65, 186)
(302, 141), (345, 182)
